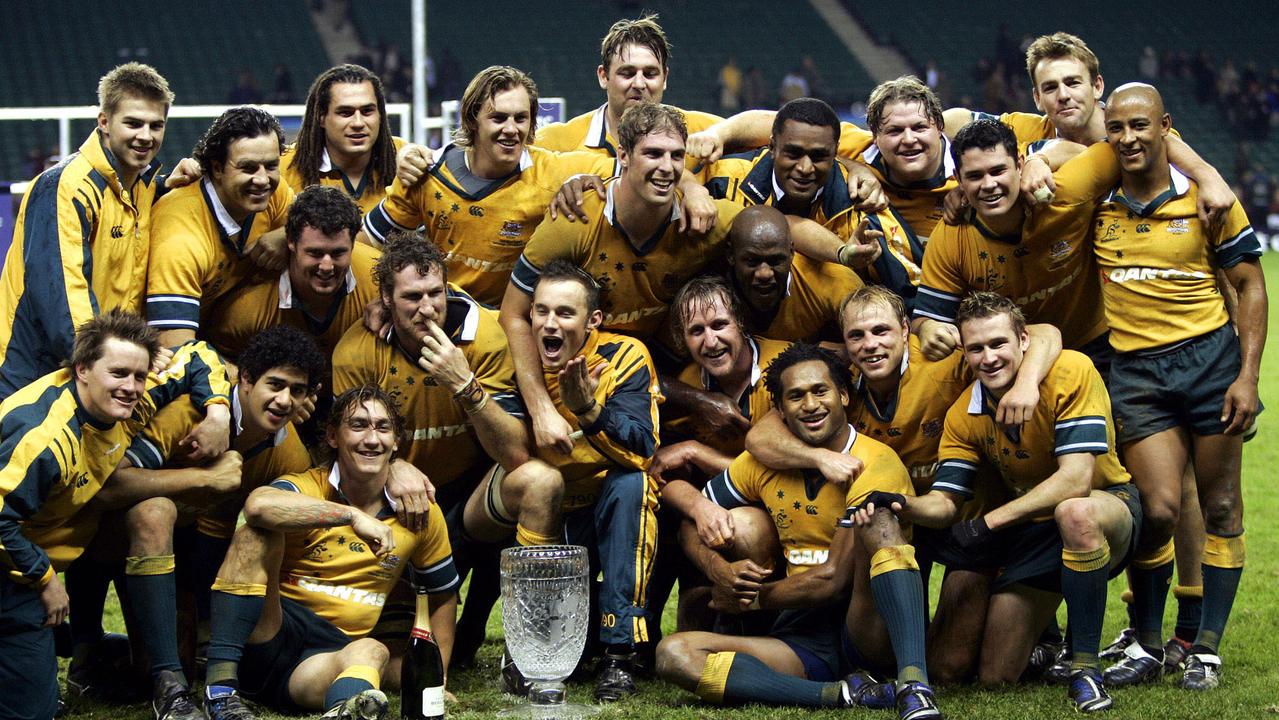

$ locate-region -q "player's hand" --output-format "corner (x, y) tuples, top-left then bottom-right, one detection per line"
(39, 574), (70, 628)
(1019, 153), (1056, 208)
(363, 298), (391, 335)
(950, 517), (993, 550)
(532, 407), (576, 455)
(396, 143), (434, 187)
(387, 459), (436, 531)
(351, 510), (396, 558)
(815, 449), (864, 487)
(149, 346), (176, 376)
(836, 217), (884, 269)
(247, 228), (288, 272)
(709, 582), (757, 614)
(918, 319), (960, 360)
(941, 186), (969, 225)
(558, 356), (603, 417)
(180, 403), (231, 461)
(1196, 172), (1236, 230)
(165, 157), (204, 189)
(418, 320), (472, 394)
(1220, 377), (1260, 436)
(694, 392), (752, 441)
(289, 387), (320, 426)
(857, 492), (908, 515)
(677, 184), (718, 236)
(691, 499), (735, 550)
(202, 450), (243, 494)
(686, 130), (724, 163)
(548, 174), (606, 222)
(841, 158), (887, 213)
(648, 441), (696, 486)
(995, 378), (1040, 430)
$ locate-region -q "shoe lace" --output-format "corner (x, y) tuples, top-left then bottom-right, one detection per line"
(208, 693), (251, 720)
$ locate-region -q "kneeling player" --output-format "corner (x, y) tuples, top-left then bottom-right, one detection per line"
(463, 261), (661, 702)
(201, 386), (459, 719)
(873, 293), (1139, 712)
(657, 343), (940, 720)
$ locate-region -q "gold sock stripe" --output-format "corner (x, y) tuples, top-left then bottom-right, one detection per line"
(334, 663), (381, 689)
(1173, 584), (1204, 600)
(1131, 538), (1175, 569)
(1062, 543), (1110, 573)
(695, 651), (735, 705)
(124, 555), (176, 576)
(210, 579), (268, 597)
(869, 544), (918, 578)
(1203, 533), (1246, 569)
(515, 524), (559, 547)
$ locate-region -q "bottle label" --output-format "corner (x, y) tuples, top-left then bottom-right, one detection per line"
(421, 685), (445, 717)
(410, 628), (434, 642)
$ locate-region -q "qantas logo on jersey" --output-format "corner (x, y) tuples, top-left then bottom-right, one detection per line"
(788, 548), (829, 566)
(605, 306), (666, 326)
(286, 575), (387, 606)
(444, 251), (516, 272)
(1105, 267), (1210, 283)
(1013, 266), (1081, 306)
(412, 423), (468, 440)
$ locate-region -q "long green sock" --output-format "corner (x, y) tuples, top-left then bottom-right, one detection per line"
(1173, 585), (1203, 643)
(1194, 533), (1245, 654)
(699, 652), (843, 707)
(1061, 545), (1110, 671)
(868, 547), (928, 684)
(206, 586), (266, 688)
(1130, 559), (1174, 649)
(125, 556), (183, 679)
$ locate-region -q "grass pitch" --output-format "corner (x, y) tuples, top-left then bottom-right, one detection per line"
(61, 252), (1279, 719)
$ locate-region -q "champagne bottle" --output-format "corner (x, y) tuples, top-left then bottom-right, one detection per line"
(401, 587), (445, 719)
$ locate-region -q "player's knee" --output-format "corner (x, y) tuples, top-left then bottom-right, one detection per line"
(125, 498), (178, 546)
(654, 634), (699, 685)
(1141, 494), (1180, 541)
(343, 637), (390, 669)
(727, 506), (779, 566)
(929, 646), (976, 684)
(1053, 497), (1099, 543)
(511, 461), (563, 507)
(1199, 492), (1241, 535)
(977, 663), (1019, 686)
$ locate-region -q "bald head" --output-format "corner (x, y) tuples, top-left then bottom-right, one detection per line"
(1104, 82), (1171, 181)
(728, 205), (793, 315)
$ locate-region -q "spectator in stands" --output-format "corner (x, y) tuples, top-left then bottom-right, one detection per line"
(719, 56), (742, 114)
(742, 67), (768, 109)
(271, 63), (295, 104)
(779, 68), (808, 104)
(1139, 47), (1160, 80)
(227, 69), (264, 105)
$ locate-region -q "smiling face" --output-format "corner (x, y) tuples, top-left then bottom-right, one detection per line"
(1105, 94), (1171, 179)
(288, 224), (353, 303)
(240, 366), (311, 434)
(770, 119), (837, 204)
(873, 100), (944, 184)
(957, 144), (1022, 222)
(619, 130), (684, 207)
(98, 96), (167, 183)
(1032, 56), (1103, 140)
(329, 399), (398, 479)
(599, 43), (668, 122)
(682, 295), (751, 383)
(532, 279), (601, 372)
(729, 231), (792, 315)
(321, 81), (381, 163)
(842, 301), (909, 390)
(75, 338), (152, 423)
(210, 133), (281, 220)
(959, 313), (1029, 397)
(471, 85), (532, 178)
(778, 360), (850, 449)
(384, 264), (448, 351)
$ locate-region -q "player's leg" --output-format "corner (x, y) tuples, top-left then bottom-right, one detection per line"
(205, 524), (286, 696)
(462, 460), (562, 546)
(591, 469), (659, 701)
(286, 637), (391, 712)
(1169, 468), (1205, 671)
(0, 579), (60, 720)
(977, 584), (1059, 684)
(1056, 487), (1137, 711)
(1105, 427), (1187, 685)
(926, 567), (993, 683)
(657, 631), (851, 707)
(1181, 430), (1246, 689)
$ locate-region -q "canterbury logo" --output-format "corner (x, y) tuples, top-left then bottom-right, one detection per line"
(110, 225), (124, 238)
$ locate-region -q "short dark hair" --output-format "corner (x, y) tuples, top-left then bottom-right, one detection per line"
(237, 326), (326, 389)
(327, 383), (406, 449)
(373, 230), (449, 300)
(535, 260), (601, 313)
(765, 342), (851, 409)
(294, 64), (396, 190)
(600, 14), (670, 73)
(772, 98), (840, 146)
(950, 118), (1019, 172)
(955, 291), (1027, 338)
(617, 102), (686, 155)
(286, 185), (361, 246)
(866, 76), (944, 137)
(193, 106), (285, 174)
(671, 276), (744, 339)
(70, 309), (160, 370)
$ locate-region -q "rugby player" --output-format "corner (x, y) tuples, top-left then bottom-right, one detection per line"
(201, 386), (460, 720)
(464, 262), (661, 701)
(1092, 84), (1266, 691)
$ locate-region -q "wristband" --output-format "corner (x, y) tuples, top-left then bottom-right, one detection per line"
(569, 399), (598, 417)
